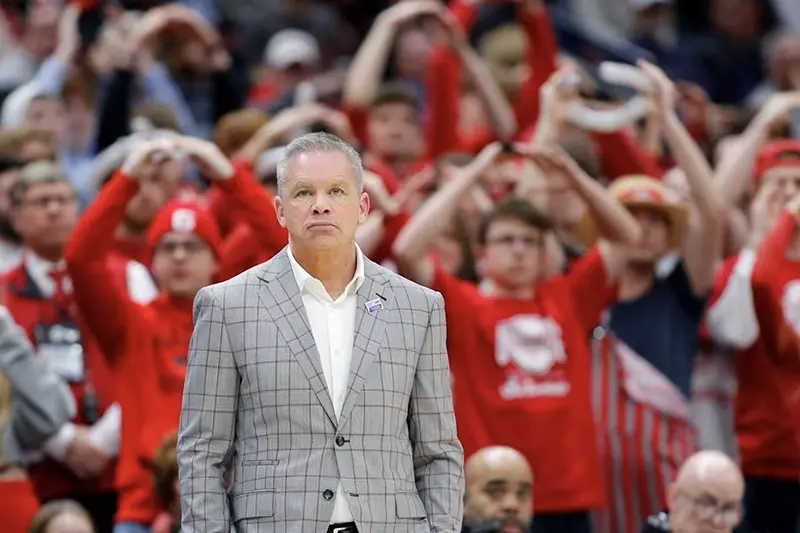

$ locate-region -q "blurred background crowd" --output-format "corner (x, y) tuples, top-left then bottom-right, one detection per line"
(0, 0), (799, 532)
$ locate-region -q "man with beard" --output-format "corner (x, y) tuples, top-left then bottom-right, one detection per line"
(463, 446), (533, 533)
(0, 156), (25, 272)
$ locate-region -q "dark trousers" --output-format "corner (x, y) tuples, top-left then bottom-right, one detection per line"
(63, 491), (118, 533)
(743, 477), (800, 533)
(532, 511), (593, 533)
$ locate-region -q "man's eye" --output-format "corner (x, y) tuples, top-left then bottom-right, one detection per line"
(331, 188), (344, 195)
(296, 190), (310, 197)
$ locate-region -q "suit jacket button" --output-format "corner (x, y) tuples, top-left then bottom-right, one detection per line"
(335, 435), (346, 447)
(323, 489), (334, 500)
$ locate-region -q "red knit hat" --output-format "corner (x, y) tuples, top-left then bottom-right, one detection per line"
(753, 139), (800, 182)
(147, 200), (223, 258)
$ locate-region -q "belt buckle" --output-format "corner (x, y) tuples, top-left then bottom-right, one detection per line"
(332, 526), (354, 533)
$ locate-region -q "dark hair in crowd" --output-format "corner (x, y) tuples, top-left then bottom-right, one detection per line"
(477, 197), (551, 246)
(28, 500), (94, 533)
(372, 82), (419, 113)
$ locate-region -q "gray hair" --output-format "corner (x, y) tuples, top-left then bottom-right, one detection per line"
(275, 132), (363, 197)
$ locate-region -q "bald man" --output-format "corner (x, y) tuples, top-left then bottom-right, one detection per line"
(642, 450), (746, 533)
(463, 446), (533, 533)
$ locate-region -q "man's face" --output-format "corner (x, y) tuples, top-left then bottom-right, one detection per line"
(481, 217), (544, 292)
(275, 150), (369, 250)
(761, 166), (800, 205)
(367, 102), (421, 161)
(25, 97), (64, 141)
(12, 181), (78, 254)
(465, 456), (533, 533)
(622, 206), (670, 264)
(151, 232), (217, 298)
(668, 476), (744, 533)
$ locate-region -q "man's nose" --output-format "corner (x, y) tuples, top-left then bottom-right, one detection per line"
(311, 193), (332, 214)
(501, 494), (521, 514)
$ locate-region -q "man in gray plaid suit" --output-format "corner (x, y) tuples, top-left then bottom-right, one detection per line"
(178, 132), (464, 533)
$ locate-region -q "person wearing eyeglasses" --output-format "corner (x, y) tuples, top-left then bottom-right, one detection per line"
(641, 450), (746, 533)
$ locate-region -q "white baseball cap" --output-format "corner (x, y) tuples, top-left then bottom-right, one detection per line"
(264, 29), (321, 70)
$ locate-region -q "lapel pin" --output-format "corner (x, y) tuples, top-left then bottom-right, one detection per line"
(365, 298), (383, 314)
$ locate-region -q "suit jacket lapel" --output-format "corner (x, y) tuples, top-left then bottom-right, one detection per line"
(255, 248), (338, 428)
(339, 260), (392, 425)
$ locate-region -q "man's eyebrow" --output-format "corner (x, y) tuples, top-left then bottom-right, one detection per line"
(484, 479), (508, 489)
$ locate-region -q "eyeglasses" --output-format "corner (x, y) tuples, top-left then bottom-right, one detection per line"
(155, 239), (208, 256)
(485, 235), (543, 249)
(21, 194), (77, 210)
(680, 491), (742, 527)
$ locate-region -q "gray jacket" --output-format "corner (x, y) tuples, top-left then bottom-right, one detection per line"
(0, 306), (75, 464)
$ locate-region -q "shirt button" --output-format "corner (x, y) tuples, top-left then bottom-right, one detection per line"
(335, 435), (346, 447)
(323, 489), (334, 500)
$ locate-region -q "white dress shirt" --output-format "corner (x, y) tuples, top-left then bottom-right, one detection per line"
(287, 243), (365, 524)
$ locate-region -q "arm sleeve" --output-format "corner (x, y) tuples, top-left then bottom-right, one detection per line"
(178, 286), (239, 533)
(409, 292), (464, 532)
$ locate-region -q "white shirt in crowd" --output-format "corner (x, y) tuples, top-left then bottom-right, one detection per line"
(287, 242), (365, 525)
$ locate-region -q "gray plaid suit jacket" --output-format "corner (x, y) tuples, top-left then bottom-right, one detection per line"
(178, 247), (464, 533)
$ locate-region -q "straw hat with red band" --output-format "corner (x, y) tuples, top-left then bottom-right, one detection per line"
(147, 199), (223, 259)
(609, 175), (689, 250)
(753, 139), (800, 182)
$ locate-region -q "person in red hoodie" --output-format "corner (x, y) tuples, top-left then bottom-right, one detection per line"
(65, 136), (273, 533)
(1, 161), (120, 533)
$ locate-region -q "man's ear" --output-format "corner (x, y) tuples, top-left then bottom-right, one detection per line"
(274, 196), (286, 228)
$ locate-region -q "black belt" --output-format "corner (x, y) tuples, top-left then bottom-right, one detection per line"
(327, 523), (358, 533)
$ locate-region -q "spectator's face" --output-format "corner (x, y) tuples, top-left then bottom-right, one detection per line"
(464, 453), (533, 533)
(11, 181), (78, 256)
(25, 98), (64, 141)
(367, 102), (421, 161)
(623, 206), (670, 263)
(124, 172), (181, 230)
(481, 218), (544, 291)
(275, 150), (369, 250)
(151, 232), (217, 298)
(396, 29), (432, 80)
(64, 97), (96, 152)
(761, 166), (800, 205)
(668, 475), (744, 533)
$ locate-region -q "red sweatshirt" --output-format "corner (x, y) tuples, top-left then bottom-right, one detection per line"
(65, 164), (284, 524)
(750, 212), (800, 459)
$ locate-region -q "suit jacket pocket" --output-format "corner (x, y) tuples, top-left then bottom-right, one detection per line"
(232, 490), (275, 521)
(395, 491), (426, 519)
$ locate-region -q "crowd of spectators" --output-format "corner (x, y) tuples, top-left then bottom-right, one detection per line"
(0, 0), (799, 532)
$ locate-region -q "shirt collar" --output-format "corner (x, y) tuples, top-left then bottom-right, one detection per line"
(23, 249), (68, 297)
(287, 243), (365, 301)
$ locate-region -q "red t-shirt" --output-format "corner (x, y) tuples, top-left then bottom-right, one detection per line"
(709, 253), (800, 479)
(432, 248), (613, 512)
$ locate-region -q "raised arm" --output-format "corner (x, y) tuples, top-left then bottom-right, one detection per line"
(639, 61), (725, 296)
(343, 1), (441, 109)
(409, 291), (464, 532)
(393, 143), (502, 286)
(178, 286), (239, 533)
(714, 92), (800, 209)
